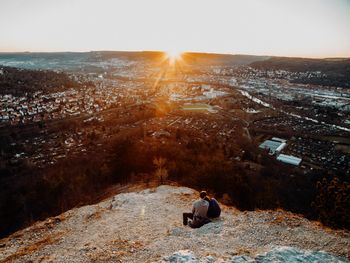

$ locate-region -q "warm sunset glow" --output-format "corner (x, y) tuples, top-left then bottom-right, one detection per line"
(166, 49), (183, 64)
(0, 0), (349, 57)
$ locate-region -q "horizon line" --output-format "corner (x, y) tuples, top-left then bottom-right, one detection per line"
(0, 50), (349, 60)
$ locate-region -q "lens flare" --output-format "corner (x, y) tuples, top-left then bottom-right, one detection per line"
(165, 49), (183, 64)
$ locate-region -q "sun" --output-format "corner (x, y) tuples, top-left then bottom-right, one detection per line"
(165, 49), (183, 64)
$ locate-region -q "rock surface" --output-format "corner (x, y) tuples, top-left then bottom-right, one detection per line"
(0, 185), (349, 262)
(160, 247), (349, 263)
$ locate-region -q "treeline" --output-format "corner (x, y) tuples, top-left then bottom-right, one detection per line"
(0, 66), (82, 96)
(0, 134), (134, 238)
(0, 126), (349, 238)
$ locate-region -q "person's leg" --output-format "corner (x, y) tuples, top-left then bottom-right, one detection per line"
(189, 217), (211, 228)
(189, 218), (201, 228)
(183, 213), (193, 225)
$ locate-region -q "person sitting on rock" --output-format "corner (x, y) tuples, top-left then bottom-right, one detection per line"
(204, 195), (221, 218)
(183, 191), (211, 228)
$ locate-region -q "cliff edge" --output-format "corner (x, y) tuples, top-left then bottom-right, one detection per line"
(0, 185), (349, 262)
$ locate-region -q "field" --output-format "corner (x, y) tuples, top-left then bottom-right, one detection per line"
(182, 103), (214, 112)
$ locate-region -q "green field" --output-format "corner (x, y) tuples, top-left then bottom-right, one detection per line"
(182, 103), (212, 112)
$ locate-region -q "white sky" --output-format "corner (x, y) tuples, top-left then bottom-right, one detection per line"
(0, 0), (350, 57)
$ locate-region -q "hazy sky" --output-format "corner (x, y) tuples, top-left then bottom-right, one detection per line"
(1, 0), (350, 57)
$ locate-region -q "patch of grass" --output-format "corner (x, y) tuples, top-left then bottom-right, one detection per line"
(182, 104), (211, 112)
(0, 231), (64, 263)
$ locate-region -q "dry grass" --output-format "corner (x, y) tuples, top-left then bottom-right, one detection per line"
(234, 247), (256, 257)
(0, 231), (64, 263)
(93, 182), (159, 204)
(84, 209), (104, 222)
(267, 210), (304, 227)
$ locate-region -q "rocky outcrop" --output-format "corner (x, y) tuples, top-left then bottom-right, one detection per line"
(0, 185), (349, 262)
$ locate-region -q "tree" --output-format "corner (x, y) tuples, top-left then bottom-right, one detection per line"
(312, 176), (350, 228)
(153, 156), (168, 185)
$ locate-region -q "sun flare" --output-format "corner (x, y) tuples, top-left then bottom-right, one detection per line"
(165, 49), (183, 64)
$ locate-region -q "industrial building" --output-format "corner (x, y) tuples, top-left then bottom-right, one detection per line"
(277, 154), (302, 166)
(259, 137), (302, 166)
(259, 137), (287, 155)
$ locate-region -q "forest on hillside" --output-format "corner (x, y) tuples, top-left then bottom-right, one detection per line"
(1, 123), (349, 238)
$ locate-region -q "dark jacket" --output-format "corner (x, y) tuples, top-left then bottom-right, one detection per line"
(207, 198), (221, 218)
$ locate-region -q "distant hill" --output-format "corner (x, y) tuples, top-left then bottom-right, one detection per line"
(249, 57), (350, 88)
(182, 52), (270, 66)
(0, 51), (164, 72)
(1, 52), (349, 87)
(0, 52), (269, 71)
(250, 56), (350, 73)
(89, 51), (165, 61)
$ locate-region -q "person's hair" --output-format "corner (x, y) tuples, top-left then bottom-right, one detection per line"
(200, 191), (207, 199)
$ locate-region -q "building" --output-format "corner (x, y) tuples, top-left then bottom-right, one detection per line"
(277, 154), (302, 166)
(259, 138), (285, 155)
(276, 142), (287, 153)
(203, 88), (227, 99)
(259, 137), (302, 166)
(271, 137), (286, 143)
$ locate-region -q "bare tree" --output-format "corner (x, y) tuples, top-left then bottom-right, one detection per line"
(153, 156), (168, 185)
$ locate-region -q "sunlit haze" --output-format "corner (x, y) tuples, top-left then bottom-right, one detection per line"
(0, 0), (350, 57)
